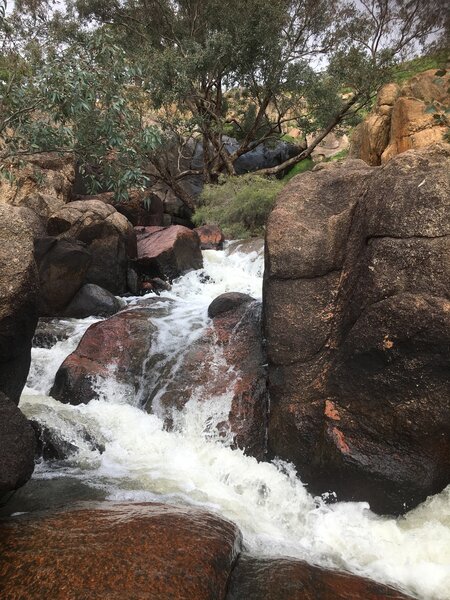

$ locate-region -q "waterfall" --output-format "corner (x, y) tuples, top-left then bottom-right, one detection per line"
(19, 242), (450, 600)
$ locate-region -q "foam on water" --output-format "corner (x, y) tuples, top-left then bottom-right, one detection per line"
(20, 242), (450, 600)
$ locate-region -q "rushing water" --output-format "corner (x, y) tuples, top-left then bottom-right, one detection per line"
(19, 242), (450, 600)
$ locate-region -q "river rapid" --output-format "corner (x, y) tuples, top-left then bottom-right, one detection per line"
(18, 242), (450, 600)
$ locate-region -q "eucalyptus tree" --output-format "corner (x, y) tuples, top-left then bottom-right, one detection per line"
(0, 5), (160, 198)
(2, 0), (448, 206)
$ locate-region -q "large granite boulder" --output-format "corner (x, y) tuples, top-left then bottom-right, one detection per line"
(157, 294), (267, 459)
(0, 204), (39, 403)
(0, 392), (36, 498)
(34, 237), (92, 316)
(227, 555), (413, 600)
(350, 69), (450, 165)
(50, 308), (158, 405)
(264, 144), (450, 514)
(47, 200), (137, 294)
(135, 225), (203, 281)
(61, 283), (126, 318)
(0, 502), (242, 599)
(76, 190), (164, 227)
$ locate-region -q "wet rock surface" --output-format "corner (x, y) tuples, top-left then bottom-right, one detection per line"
(208, 292), (255, 319)
(265, 144), (450, 514)
(194, 224), (225, 250)
(226, 555), (414, 600)
(0, 204), (39, 403)
(158, 296), (267, 459)
(0, 502), (242, 600)
(47, 199), (137, 294)
(0, 392), (36, 498)
(50, 308), (157, 405)
(135, 224), (203, 281)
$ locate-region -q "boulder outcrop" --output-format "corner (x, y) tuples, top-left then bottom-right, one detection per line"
(350, 69), (450, 165)
(47, 200), (137, 294)
(0, 204), (39, 403)
(264, 144), (450, 514)
(0, 153), (74, 225)
(50, 308), (157, 405)
(227, 555), (413, 600)
(135, 225), (203, 281)
(158, 294), (267, 459)
(0, 502), (242, 600)
(0, 392), (36, 498)
(34, 237), (92, 316)
(77, 190), (164, 227)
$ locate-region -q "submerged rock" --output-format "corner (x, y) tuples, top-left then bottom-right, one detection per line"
(135, 224), (203, 281)
(0, 502), (242, 600)
(50, 308), (157, 405)
(0, 392), (36, 498)
(227, 555), (413, 600)
(265, 144), (450, 514)
(47, 199), (137, 295)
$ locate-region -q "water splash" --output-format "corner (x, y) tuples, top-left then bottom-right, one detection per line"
(20, 242), (450, 600)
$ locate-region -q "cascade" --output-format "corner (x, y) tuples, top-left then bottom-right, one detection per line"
(18, 243), (450, 600)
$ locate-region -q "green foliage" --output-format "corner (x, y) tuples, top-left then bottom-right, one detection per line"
(326, 148), (349, 162)
(282, 157), (315, 182)
(193, 174), (283, 238)
(392, 52), (449, 84)
(0, 28), (161, 198)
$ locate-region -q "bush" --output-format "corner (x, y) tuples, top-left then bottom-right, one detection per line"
(193, 174), (283, 239)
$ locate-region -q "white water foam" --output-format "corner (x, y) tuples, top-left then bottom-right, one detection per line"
(20, 242), (450, 600)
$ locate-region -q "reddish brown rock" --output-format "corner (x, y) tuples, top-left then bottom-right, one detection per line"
(50, 308), (157, 405)
(135, 224), (203, 281)
(0, 502), (242, 600)
(227, 555), (413, 600)
(265, 144), (450, 514)
(47, 199), (137, 294)
(158, 296), (267, 459)
(194, 224), (225, 250)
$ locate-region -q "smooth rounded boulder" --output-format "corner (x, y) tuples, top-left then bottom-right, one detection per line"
(264, 144), (450, 514)
(61, 283), (126, 318)
(47, 199), (137, 294)
(0, 502), (242, 600)
(50, 308), (157, 405)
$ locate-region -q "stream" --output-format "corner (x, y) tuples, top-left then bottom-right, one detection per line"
(14, 242), (450, 600)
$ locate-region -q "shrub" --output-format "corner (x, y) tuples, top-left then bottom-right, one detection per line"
(193, 174), (283, 239)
